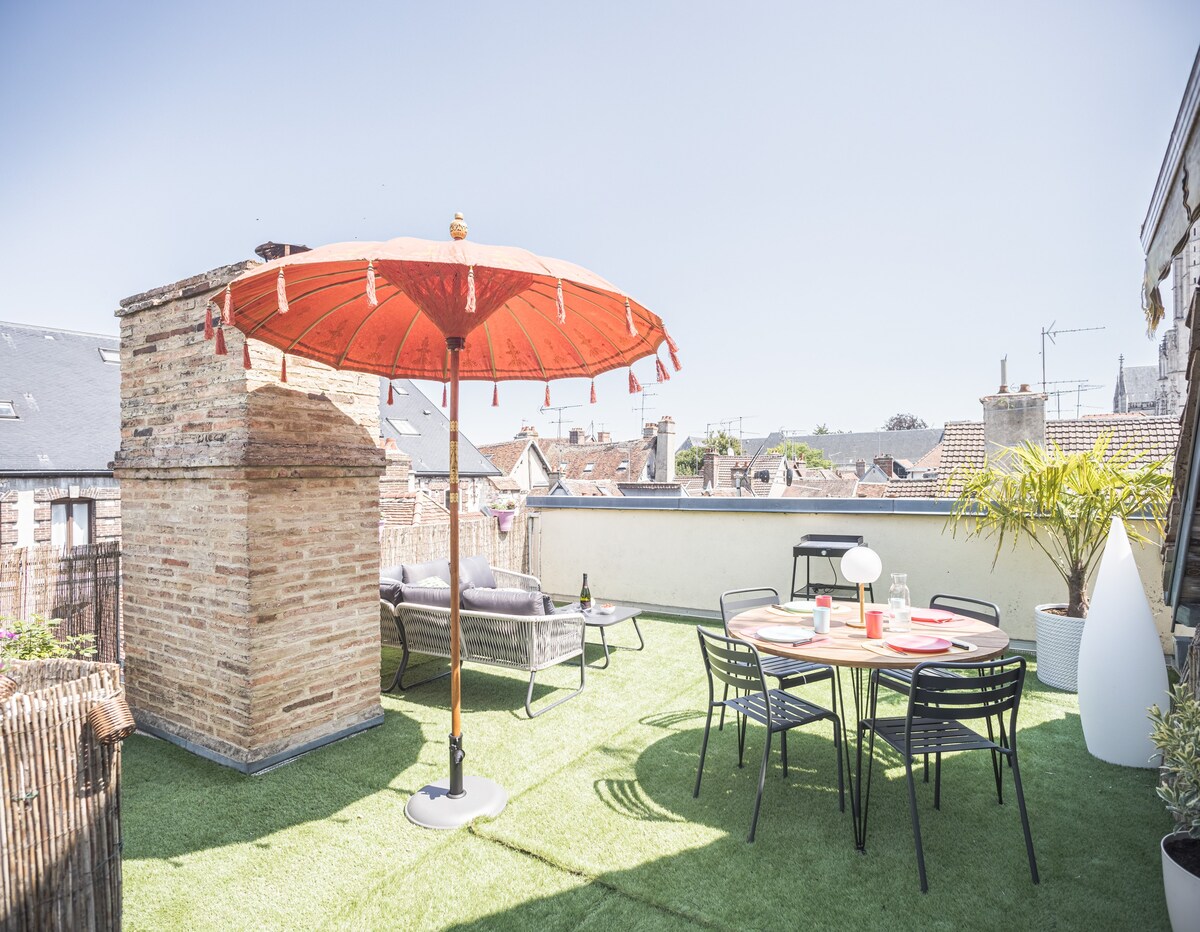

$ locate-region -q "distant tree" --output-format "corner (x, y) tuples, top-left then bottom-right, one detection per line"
(675, 430), (743, 476)
(813, 424), (831, 435)
(769, 441), (832, 469)
(882, 413), (928, 431)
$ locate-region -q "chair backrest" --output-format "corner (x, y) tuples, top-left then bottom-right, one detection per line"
(909, 656), (1025, 725)
(719, 587), (779, 634)
(929, 593), (1001, 627)
(696, 627), (769, 697)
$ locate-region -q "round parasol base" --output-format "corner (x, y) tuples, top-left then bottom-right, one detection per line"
(405, 775), (508, 830)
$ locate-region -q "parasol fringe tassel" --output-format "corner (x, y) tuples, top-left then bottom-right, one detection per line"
(214, 327), (227, 356)
(243, 341), (252, 370)
(222, 285), (232, 325)
(465, 266), (477, 314)
(280, 355), (287, 383)
(277, 269), (289, 314)
(492, 383), (499, 407)
(442, 383), (447, 407)
(590, 380), (597, 404)
(625, 298), (638, 337)
(628, 369), (641, 394)
(204, 303), (214, 340)
(666, 331), (682, 371)
(544, 383), (551, 407)
(556, 279), (566, 324)
(656, 357), (670, 382)
(387, 381), (394, 405)
(366, 261), (378, 307)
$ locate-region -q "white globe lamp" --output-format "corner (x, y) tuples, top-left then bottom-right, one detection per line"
(841, 546), (882, 628)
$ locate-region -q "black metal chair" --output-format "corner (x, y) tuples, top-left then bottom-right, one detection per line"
(694, 627), (844, 842)
(861, 656), (1038, 893)
(876, 594), (1007, 792)
(718, 587), (836, 731)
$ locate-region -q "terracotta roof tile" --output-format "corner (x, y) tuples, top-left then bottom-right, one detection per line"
(478, 439), (531, 475)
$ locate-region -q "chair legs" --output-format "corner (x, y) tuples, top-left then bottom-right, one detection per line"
(905, 758), (930, 893)
(694, 706), (714, 799)
(749, 731), (772, 842)
(1009, 750), (1040, 884)
(525, 653), (586, 718)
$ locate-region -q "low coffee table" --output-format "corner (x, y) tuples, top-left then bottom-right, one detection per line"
(557, 603), (644, 668)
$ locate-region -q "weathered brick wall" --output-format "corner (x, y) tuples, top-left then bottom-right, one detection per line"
(0, 484), (120, 552)
(114, 263), (386, 771)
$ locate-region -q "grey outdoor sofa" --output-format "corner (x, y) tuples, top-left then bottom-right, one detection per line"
(379, 556), (587, 718)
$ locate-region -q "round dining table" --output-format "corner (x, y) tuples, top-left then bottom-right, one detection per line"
(727, 601), (1011, 852)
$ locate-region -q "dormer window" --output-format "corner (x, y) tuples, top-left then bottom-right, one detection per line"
(617, 460), (629, 471)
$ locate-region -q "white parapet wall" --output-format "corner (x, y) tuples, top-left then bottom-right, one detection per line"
(528, 497), (1171, 646)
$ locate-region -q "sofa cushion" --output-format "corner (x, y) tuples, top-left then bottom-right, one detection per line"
(381, 564), (406, 584)
(542, 593), (557, 615)
(462, 586), (545, 616)
(380, 576), (405, 605)
(399, 583), (458, 609)
(402, 559), (452, 585)
(460, 555), (497, 589)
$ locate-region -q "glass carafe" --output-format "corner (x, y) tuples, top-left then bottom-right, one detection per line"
(888, 573), (911, 632)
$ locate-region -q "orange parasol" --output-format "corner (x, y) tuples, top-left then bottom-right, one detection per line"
(219, 214), (679, 828)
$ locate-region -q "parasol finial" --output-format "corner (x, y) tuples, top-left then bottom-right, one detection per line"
(450, 212), (468, 241)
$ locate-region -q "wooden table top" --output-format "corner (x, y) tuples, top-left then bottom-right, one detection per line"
(726, 602), (1010, 670)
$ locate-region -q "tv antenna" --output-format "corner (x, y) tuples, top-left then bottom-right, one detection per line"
(1043, 382), (1103, 419)
(539, 402), (582, 440)
(632, 389), (658, 428)
(1040, 321), (1105, 392)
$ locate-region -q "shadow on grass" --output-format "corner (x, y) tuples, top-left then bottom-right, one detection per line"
(121, 705), (424, 863)
(451, 675), (1171, 931)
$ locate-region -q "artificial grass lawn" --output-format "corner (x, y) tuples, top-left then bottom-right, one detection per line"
(122, 614), (1174, 930)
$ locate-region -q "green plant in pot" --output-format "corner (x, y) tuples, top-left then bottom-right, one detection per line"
(948, 435), (1170, 691)
(1149, 680), (1200, 930)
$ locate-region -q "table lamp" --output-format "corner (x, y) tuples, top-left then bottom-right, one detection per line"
(841, 545), (882, 628)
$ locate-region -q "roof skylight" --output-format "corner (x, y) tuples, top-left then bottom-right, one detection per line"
(0, 401), (16, 419)
(98, 347), (119, 364)
(386, 418), (420, 436)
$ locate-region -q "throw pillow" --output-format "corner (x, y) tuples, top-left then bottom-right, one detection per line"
(415, 576), (450, 589)
(402, 559), (452, 585)
(460, 554), (498, 589)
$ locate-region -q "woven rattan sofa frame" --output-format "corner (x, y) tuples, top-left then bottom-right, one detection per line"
(380, 599), (588, 718)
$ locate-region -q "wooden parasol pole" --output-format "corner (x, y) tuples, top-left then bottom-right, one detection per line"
(447, 336), (465, 799)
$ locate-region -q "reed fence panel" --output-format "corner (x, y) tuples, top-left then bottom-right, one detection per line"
(1, 660), (127, 931)
(0, 544), (121, 665)
(381, 512), (530, 576)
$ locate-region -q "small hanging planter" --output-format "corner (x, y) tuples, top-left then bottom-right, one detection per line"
(492, 499), (518, 533)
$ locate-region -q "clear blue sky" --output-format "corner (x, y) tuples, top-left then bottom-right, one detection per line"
(2, 2), (1198, 445)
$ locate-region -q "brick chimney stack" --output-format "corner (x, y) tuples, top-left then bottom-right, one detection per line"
(855, 458), (867, 479)
(568, 426), (586, 444)
(655, 415), (676, 483)
(514, 424), (539, 439)
(981, 383), (1047, 460)
(596, 430), (611, 443)
(702, 451), (718, 490)
(642, 422), (657, 440)
(873, 454), (894, 478)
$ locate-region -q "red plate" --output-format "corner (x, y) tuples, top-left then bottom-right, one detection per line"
(910, 609), (960, 624)
(886, 634), (952, 653)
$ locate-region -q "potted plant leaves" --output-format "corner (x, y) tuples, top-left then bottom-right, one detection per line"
(492, 498), (519, 533)
(1149, 680), (1200, 930)
(948, 435), (1170, 691)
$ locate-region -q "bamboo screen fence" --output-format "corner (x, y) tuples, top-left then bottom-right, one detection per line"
(1, 660), (130, 931)
(380, 512), (531, 575)
(0, 544), (121, 665)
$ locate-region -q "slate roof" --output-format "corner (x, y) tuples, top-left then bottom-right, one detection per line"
(884, 415), (1180, 498)
(0, 321), (121, 474)
(1115, 364), (1158, 410)
(379, 380), (500, 477)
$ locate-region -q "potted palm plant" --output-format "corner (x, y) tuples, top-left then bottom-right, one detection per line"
(948, 435), (1171, 691)
(1149, 679), (1200, 930)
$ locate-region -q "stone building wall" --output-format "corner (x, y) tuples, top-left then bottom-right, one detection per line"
(0, 482), (120, 552)
(114, 262), (386, 772)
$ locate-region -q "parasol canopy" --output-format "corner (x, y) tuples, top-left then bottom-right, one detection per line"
(218, 214), (679, 830)
(216, 228), (679, 390)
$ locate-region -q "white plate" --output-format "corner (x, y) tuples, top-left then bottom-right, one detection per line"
(780, 600), (817, 614)
(755, 625), (815, 644)
(593, 605), (616, 615)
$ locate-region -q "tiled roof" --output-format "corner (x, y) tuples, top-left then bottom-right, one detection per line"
(743, 428), (943, 467)
(885, 414), (1180, 498)
(0, 321), (121, 473)
(781, 476), (859, 498)
(913, 442), (943, 469)
(711, 454), (782, 496)
(538, 437), (656, 482)
(478, 439), (531, 475)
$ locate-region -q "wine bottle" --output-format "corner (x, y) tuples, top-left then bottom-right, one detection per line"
(580, 573), (592, 611)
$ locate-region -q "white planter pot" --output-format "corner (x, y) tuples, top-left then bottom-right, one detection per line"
(1034, 603), (1085, 692)
(1162, 832), (1200, 932)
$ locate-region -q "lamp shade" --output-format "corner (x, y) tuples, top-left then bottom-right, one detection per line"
(841, 546), (882, 584)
